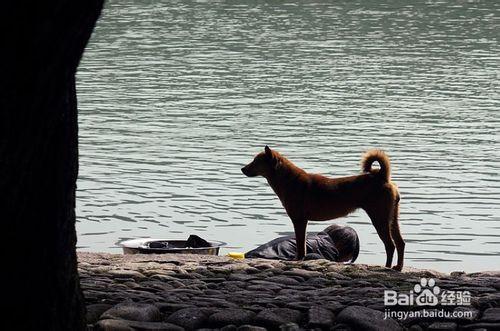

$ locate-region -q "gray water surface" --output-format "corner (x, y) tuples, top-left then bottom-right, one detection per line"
(76, 0), (500, 272)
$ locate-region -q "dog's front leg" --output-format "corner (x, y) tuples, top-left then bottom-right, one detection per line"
(292, 219), (308, 260)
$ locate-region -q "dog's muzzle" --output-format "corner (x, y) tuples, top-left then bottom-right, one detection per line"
(241, 167), (249, 176)
(241, 166), (255, 177)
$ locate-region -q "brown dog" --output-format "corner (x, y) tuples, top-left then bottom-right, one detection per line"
(242, 146), (405, 271)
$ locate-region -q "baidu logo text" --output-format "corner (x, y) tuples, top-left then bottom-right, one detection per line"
(384, 278), (471, 307)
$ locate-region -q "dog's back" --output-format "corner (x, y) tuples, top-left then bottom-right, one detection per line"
(270, 150), (396, 222)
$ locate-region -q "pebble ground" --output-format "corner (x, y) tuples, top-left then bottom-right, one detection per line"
(79, 252), (500, 331)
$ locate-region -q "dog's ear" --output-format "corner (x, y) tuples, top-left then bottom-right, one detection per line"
(265, 146), (280, 170)
(265, 145), (272, 158)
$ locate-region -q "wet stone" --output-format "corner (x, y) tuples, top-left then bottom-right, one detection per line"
(307, 306), (335, 328)
(139, 280), (172, 291)
(87, 303), (113, 325)
(96, 319), (133, 331)
(223, 280), (247, 288)
(266, 276), (301, 286)
(283, 302), (310, 311)
(126, 320), (184, 331)
(108, 269), (146, 280)
(244, 267), (261, 274)
(330, 323), (352, 331)
(365, 303), (385, 312)
(254, 308), (302, 329)
(427, 322), (457, 331)
(336, 306), (401, 331)
(303, 277), (328, 287)
(286, 285), (318, 291)
(155, 302), (195, 313)
(196, 298), (238, 308)
(208, 309), (256, 327)
(201, 277), (226, 283)
(228, 273), (259, 282)
(279, 322), (301, 331)
(452, 286), (497, 294)
(174, 273), (198, 280)
(101, 302), (162, 322)
(480, 307), (500, 322)
(204, 289), (224, 295)
(124, 289), (161, 301)
(253, 263), (276, 270)
(169, 280), (186, 288)
(286, 275), (306, 283)
(250, 298), (277, 307)
(167, 288), (203, 296)
(249, 279), (283, 286)
(123, 281), (142, 289)
(459, 322), (500, 330)
(334, 279), (356, 287)
(222, 282), (248, 292)
(150, 274), (177, 282)
(283, 268), (323, 279)
(97, 319), (184, 331)
(247, 284), (282, 292)
(166, 307), (208, 331)
(237, 325), (267, 331)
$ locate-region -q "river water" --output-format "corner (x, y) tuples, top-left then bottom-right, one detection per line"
(76, 0), (500, 272)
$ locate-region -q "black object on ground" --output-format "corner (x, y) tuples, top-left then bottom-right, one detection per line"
(121, 235), (224, 255)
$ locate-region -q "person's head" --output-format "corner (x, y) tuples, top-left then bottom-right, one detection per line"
(324, 224), (360, 263)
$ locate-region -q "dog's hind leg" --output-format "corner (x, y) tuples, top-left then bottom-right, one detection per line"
(364, 202), (396, 269)
(292, 219), (308, 260)
(390, 200), (405, 271)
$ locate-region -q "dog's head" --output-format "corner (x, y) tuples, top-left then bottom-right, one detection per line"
(241, 145), (279, 178)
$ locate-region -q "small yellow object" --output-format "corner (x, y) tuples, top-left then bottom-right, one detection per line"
(228, 252), (245, 259)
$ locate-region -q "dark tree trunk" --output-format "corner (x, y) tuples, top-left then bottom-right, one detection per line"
(0, 1), (103, 330)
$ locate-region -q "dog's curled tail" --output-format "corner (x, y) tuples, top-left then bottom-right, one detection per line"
(361, 149), (391, 182)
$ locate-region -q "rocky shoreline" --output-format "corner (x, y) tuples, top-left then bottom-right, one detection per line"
(79, 252), (500, 331)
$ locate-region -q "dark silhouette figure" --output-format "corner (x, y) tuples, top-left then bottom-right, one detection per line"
(0, 1), (103, 330)
(246, 224), (360, 263)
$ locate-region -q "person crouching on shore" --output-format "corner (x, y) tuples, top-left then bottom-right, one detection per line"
(246, 224), (360, 263)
